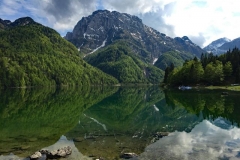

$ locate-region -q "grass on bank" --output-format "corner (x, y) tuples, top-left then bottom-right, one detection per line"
(205, 85), (240, 91)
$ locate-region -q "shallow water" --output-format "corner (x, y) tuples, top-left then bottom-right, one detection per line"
(0, 87), (240, 159)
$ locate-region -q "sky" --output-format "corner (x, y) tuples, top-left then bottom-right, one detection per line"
(0, 0), (240, 47)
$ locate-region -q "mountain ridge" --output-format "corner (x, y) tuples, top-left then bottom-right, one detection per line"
(0, 17), (37, 30)
(204, 37), (240, 55)
(219, 37), (240, 51)
(65, 10), (205, 63)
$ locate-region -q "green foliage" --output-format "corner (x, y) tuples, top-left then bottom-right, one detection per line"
(0, 22), (118, 88)
(223, 61), (233, 77)
(84, 41), (164, 84)
(78, 86), (198, 133)
(165, 89), (240, 125)
(66, 86), (202, 159)
(167, 60), (204, 85)
(163, 63), (175, 83)
(165, 48), (240, 85)
(191, 59), (204, 83)
(0, 86), (118, 156)
(154, 51), (194, 70)
(204, 61), (224, 84)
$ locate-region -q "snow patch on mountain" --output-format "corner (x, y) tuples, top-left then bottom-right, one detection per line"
(89, 38), (107, 54)
(65, 10), (205, 58)
(153, 58), (158, 64)
(84, 114), (107, 131)
(153, 104), (159, 112)
(204, 37), (231, 55)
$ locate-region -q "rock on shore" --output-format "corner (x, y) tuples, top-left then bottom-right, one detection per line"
(29, 146), (72, 160)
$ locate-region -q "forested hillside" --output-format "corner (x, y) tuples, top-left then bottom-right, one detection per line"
(84, 41), (164, 84)
(164, 48), (240, 85)
(154, 51), (194, 70)
(0, 17), (118, 88)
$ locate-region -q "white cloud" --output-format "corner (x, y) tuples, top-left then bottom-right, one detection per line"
(102, 0), (175, 14)
(100, 0), (240, 47)
(162, 0), (240, 47)
(101, 0), (177, 38)
(0, 0), (22, 18)
(1, 0), (240, 47)
(138, 119), (240, 159)
(0, 0), (98, 34)
(41, 0), (98, 31)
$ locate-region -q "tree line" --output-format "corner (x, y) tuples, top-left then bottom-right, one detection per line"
(164, 48), (240, 86)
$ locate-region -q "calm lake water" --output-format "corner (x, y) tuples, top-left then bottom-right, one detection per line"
(0, 86), (240, 160)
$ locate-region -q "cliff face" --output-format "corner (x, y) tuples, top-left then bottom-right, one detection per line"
(65, 10), (205, 63)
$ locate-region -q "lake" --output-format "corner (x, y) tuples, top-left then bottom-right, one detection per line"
(0, 86), (240, 160)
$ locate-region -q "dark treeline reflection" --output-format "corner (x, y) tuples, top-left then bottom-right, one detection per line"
(164, 89), (240, 126)
(1, 86), (240, 159)
(66, 87), (202, 159)
(69, 87), (202, 136)
(0, 86), (118, 157)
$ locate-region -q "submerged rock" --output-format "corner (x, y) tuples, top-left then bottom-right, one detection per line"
(120, 153), (138, 159)
(155, 132), (169, 138)
(151, 132), (170, 143)
(73, 137), (84, 142)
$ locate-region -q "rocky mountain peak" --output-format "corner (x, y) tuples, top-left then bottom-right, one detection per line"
(0, 17), (37, 30)
(0, 18), (11, 24)
(3, 20), (11, 24)
(209, 37), (231, 47)
(219, 37), (240, 51)
(203, 37), (233, 54)
(92, 9), (110, 15)
(182, 36), (191, 42)
(11, 17), (36, 27)
(65, 10), (205, 61)
(175, 36), (193, 44)
(65, 10), (145, 52)
(0, 18), (11, 30)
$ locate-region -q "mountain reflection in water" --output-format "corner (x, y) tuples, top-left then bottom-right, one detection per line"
(0, 136), (91, 160)
(1, 87), (240, 159)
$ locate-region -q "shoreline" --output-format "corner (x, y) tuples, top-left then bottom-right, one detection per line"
(204, 85), (240, 91)
(163, 84), (240, 91)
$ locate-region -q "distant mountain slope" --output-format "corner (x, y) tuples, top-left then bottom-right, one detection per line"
(0, 17), (118, 88)
(203, 37), (231, 54)
(203, 37), (240, 55)
(154, 51), (194, 70)
(219, 37), (240, 51)
(84, 41), (164, 84)
(65, 10), (205, 62)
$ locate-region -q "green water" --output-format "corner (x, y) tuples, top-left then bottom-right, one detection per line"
(0, 87), (240, 159)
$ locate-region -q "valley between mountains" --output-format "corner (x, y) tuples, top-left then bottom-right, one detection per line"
(0, 10), (240, 88)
